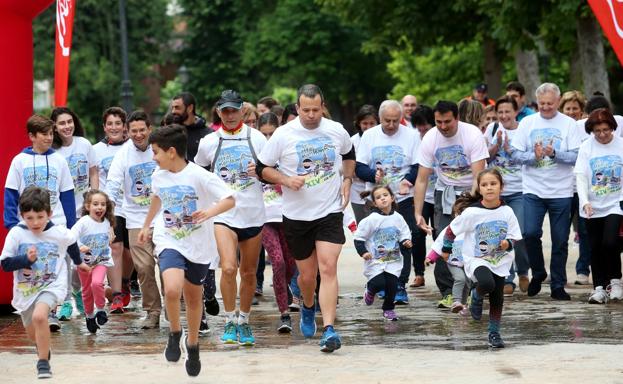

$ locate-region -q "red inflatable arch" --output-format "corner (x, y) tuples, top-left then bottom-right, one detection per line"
(0, 0), (54, 306)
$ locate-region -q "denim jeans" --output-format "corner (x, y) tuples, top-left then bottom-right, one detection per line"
(503, 192), (529, 286)
(571, 193), (592, 276)
(433, 190), (455, 297)
(523, 193), (572, 290)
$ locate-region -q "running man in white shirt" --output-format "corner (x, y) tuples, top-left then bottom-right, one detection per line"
(257, 84), (355, 353)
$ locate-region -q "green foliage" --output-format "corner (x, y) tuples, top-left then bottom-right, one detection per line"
(33, 0), (172, 139)
(159, 77), (183, 112)
(272, 87), (297, 105)
(388, 41), (483, 105)
(179, 0), (392, 118)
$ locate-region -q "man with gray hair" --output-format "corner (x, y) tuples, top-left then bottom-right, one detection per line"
(355, 99), (420, 305)
(511, 82), (581, 300)
(257, 84), (355, 352)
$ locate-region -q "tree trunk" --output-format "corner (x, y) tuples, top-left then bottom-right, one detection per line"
(514, 49), (541, 104)
(569, 49), (582, 91)
(577, 13), (610, 100)
(483, 37), (503, 99)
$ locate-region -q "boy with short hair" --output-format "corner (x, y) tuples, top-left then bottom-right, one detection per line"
(139, 124), (234, 377)
(4, 114), (77, 332)
(1, 186), (90, 379)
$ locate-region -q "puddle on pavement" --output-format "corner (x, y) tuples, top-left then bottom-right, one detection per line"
(1, 285), (622, 354)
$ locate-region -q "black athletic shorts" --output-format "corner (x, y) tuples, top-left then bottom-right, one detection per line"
(215, 223), (263, 242)
(283, 212), (345, 261)
(113, 215), (130, 248)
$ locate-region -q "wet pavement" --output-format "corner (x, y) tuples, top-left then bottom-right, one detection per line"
(0, 270), (621, 355)
(3, 224), (623, 383)
(0, 222), (621, 356)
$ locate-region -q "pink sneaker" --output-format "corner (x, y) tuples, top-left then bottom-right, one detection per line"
(450, 301), (464, 314)
(364, 290), (374, 305)
(383, 310), (398, 321)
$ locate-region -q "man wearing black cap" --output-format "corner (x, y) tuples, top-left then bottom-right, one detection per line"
(194, 90), (267, 346)
(256, 84), (355, 353)
(171, 92), (212, 161)
(471, 83), (495, 107)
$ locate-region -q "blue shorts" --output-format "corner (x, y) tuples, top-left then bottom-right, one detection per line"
(158, 249), (210, 286)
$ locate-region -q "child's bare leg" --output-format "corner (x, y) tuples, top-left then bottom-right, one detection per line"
(31, 302), (51, 360)
(183, 281), (203, 346)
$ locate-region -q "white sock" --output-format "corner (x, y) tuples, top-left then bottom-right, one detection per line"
(225, 311), (236, 323)
(238, 311), (249, 325)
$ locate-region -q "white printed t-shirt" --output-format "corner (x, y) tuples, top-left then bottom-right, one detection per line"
(574, 136), (623, 219)
(448, 203), (521, 279)
(431, 225), (465, 267)
(56, 136), (97, 213)
(93, 140), (126, 191)
(354, 210), (411, 280)
(511, 112), (580, 198)
(357, 124), (419, 203)
(258, 117), (353, 221)
(71, 215), (114, 267)
(0, 224), (76, 312)
(5, 150), (74, 226)
(350, 133), (366, 205)
(152, 162), (233, 265)
(417, 121), (488, 190)
(194, 125), (266, 228)
(484, 123), (522, 195)
(105, 141), (157, 229)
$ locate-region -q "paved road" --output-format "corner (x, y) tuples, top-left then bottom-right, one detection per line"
(1, 221), (623, 383)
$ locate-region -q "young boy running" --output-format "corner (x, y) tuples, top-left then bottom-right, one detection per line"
(1, 186), (89, 379)
(139, 124), (235, 376)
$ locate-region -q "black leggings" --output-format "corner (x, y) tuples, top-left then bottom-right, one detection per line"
(586, 214), (622, 288)
(367, 272), (398, 310)
(473, 266), (505, 325)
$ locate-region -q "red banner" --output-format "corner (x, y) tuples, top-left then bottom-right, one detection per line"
(54, 0), (75, 107)
(589, 0), (623, 66)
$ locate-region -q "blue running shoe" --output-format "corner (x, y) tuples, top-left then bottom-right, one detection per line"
(319, 326), (341, 353)
(377, 290), (385, 299)
(238, 323), (255, 346)
(299, 305), (317, 338)
(394, 287), (409, 305)
(72, 290), (85, 315)
(58, 301), (73, 321)
(221, 321), (238, 344)
(470, 288), (483, 321)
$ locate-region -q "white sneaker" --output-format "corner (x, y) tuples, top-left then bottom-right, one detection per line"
(574, 274), (590, 285)
(608, 279), (623, 300)
(588, 286), (608, 304)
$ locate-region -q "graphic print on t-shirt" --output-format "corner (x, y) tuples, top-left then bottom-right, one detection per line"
(214, 145), (256, 191)
(472, 220), (508, 265)
(529, 128), (562, 168)
(370, 227), (401, 264)
(128, 162), (156, 206)
(295, 136), (336, 188)
(101, 156), (114, 180)
(80, 233), (111, 265)
(491, 135), (520, 175)
(23, 166), (59, 206)
(159, 185), (199, 240)
(370, 145), (406, 186)
(589, 155), (623, 196)
(262, 183), (282, 204)
(66, 153), (89, 195)
(448, 239), (464, 265)
(16, 242), (60, 297)
(434, 145), (470, 180)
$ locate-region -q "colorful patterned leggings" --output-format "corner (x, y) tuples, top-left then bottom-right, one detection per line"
(262, 223), (297, 313)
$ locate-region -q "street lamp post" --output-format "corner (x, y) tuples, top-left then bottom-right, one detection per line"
(119, 0), (133, 113)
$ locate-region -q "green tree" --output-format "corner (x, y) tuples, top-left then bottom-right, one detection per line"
(33, 0), (172, 139)
(179, 0), (392, 125)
